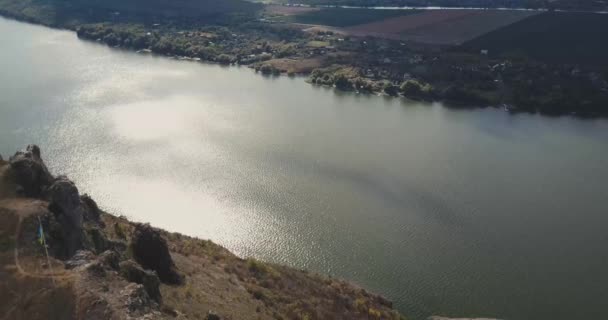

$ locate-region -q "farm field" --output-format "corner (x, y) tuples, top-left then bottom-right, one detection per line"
(344, 9), (539, 45)
(285, 7), (421, 27)
(462, 12), (608, 67)
(265, 4), (319, 16)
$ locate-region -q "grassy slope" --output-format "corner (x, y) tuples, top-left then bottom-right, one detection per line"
(0, 158), (405, 320)
(103, 213), (404, 320)
(462, 12), (608, 68)
(288, 7), (421, 27)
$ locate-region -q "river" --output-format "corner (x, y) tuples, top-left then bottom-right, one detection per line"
(1, 17), (607, 320)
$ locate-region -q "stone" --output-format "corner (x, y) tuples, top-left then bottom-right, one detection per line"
(88, 227), (109, 254)
(98, 250), (120, 270)
(65, 250), (96, 269)
(130, 224), (183, 285)
(47, 176), (83, 226)
(47, 176), (85, 257)
(81, 193), (104, 226)
(120, 283), (156, 313)
(206, 310), (221, 320)
(119, 260), (162, 303)
(8, 144), (53, 197)
(85, 260), (107, 277)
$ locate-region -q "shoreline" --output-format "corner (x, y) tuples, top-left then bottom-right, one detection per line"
(1, 10), (607, 119)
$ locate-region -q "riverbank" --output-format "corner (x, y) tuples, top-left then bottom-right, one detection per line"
(2, 1), (608, 117)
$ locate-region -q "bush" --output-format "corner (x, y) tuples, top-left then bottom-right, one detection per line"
(334, 74), (353, 90)
(400, 79), (423, 96)
(259, 64), (276, 75)
(353, 77), (374, 92)
(216, 54), (233, 65)
(401, 79), (434, 99)
(383, 82), (399, 96)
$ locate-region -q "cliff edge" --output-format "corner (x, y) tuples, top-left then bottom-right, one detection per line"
(0, 145), (405, 320)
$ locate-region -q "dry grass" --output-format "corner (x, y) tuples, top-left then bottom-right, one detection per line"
(262, 57), (325, 74)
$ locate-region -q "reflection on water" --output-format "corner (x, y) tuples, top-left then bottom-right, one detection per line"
(2, 17), (608, 320)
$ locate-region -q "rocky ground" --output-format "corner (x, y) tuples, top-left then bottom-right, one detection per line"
(0, 145), (405, 320)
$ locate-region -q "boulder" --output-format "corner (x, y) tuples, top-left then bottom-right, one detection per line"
(47, 176), (83, 227)
(65, 250), (96, 269)
(130, 224), (183, 285)
(81, 193), (104, 226)
(87, 227), (109, 254)
(8, 144), (53, 197)
(206, 311), (221, 320)
(98, 250), (120, 270)
(119, 260), (162, 303)
(84, 260), (107, 277)
(47, 176), (85, 257)
(120, 283), (157, 313)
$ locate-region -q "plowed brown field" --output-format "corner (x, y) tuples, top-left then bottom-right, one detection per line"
(345, 9), (539, 45)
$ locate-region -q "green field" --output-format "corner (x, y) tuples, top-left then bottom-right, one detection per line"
(463, 12), (608, 68)
(288, 7), (421, 27)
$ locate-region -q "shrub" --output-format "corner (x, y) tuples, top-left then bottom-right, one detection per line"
(383, 82), (399, 96)
(334, 74), (352, 90)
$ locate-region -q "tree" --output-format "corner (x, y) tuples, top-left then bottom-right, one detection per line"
(334, 74), (352, 91)
(383, 82), (399, 96)
(400, 79), (423, 96)
(216, 54), (233, 65)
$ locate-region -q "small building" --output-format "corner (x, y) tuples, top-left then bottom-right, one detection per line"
(480, 49), (489, 55)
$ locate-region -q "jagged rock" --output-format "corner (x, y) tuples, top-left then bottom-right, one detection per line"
(85, 260), (107, 277)
(81, 193), (104, 226)
(107, 238), (128, 252)
(46, 175), (86, 257)
(65, 250), (96, 269)
(119, 260), (162, 303)
(206, 310), (221, 320)
(87, 227), (109, 253)
(120, 283), (157, 314)
(47, 176), (83, 226)
(8, 144), (53, 197)
(130, 224), (183, 285)
(98, 250), (120, 270)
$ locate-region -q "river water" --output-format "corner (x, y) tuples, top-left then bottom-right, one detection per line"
(1, 17), (607, 320)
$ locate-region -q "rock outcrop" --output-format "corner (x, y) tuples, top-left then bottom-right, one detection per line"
(119, 260), (162, 303)
(47, 175), (85, 257)
(120, 283), (158, 314)
(130, 223), (183, 285)
(8, 144), (53, 197)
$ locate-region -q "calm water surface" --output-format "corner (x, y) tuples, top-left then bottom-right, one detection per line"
(1, 17), (607, 320)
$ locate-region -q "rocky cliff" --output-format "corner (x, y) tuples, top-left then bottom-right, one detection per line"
(0, 145), (405, 320)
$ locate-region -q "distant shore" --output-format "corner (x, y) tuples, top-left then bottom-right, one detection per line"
(1, 3), (607, 117)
